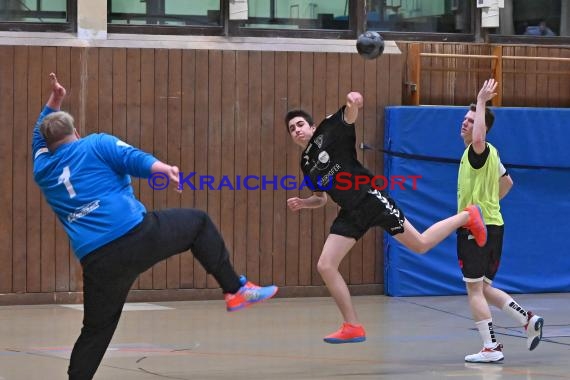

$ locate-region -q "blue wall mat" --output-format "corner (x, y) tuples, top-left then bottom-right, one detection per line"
(383, 106), (570, 296)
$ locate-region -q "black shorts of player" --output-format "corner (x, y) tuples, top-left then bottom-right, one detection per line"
(330, 188), (406, 240)
(457, 224), (504, 283)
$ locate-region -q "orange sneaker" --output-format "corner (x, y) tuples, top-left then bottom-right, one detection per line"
(463, 205), (487, 247)
(323, 322), (366, 344)
(224, 275), (278, 312)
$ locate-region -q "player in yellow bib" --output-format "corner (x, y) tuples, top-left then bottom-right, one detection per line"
(458, 79), (544, 363)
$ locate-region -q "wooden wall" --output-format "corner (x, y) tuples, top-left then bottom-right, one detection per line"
(0, 45), (402, 304)
(399, 42), (570, 107)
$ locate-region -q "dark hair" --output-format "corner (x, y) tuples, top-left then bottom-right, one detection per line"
(284, 109), (314, 134)
(469, 103), (495, 132)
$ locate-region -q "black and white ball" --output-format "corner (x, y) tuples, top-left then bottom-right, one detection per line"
(356, 31), (385, 60)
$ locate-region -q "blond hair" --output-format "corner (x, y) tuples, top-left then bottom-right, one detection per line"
(39, 111), (75, 145)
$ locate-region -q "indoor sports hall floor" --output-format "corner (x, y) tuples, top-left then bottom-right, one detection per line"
(0, 293), (568, 379)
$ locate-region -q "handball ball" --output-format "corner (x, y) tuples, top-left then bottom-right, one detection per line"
(356, 31), (385, 60)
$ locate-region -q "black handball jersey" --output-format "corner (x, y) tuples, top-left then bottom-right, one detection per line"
(300, 106), (374, 209)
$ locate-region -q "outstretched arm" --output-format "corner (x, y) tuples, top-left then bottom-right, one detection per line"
(33, 73), (67, 158)
(343, 92), (363, 124)
(46, 73), (66, 110)
(287, 192), (327, 211)
(472, 79), (497, 154)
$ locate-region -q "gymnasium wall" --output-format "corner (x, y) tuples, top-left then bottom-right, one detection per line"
(384, 106), (570, 296)
(0, 45), (402, 304)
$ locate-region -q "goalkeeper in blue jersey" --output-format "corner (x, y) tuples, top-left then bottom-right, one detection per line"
(33, 73), (278, 380)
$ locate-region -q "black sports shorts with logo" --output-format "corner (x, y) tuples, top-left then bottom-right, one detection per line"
(330, 189), (406, 240)
(457, 224), (504, 283)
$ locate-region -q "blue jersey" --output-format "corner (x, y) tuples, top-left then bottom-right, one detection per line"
(32, 106), (158, 260)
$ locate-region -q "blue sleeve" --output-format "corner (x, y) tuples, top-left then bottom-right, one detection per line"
(95, 134), (158, 178)
(32, 106), (57, 158)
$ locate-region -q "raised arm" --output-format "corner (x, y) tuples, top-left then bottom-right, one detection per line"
(343, 91), (363, 125)
(46, 73), (66, 110)
(32, 73), (67, 157)
(472, 79), (497, 154)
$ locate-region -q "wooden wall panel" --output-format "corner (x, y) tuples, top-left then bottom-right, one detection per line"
(0, 46), (14, 294)
(285, 52), (301, 287)
(220, 50), (236, 282)
(152, 49), (169, 290)
(166, 49), (182, 289)
(260, 51), (276, 286)
(26, 46), (42, 294)
(179, 49), (197, 289)
(246, 51), (262, 285)
(401, 43), (570, 107)
(1, 44), (400, 304)
(272, 51), (288, 287)
(12, 46), (29, 294)
(233, 51), (249, 279)
(207, 50), (222, 288)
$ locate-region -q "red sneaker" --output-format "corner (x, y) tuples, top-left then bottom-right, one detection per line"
(463, 205), (487, 247)
(224, 275), (278, 312)
(323, 322), (366, 344)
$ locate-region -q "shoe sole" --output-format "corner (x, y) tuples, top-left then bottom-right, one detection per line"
(226, 286), (279, 312)
(528, 317), (544, 351)
(464, 357), (504, 364)
(323, 336), (366, 344)
(473, 205), (487, 247)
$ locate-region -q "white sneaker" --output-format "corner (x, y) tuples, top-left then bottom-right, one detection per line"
(525, 311), (544, 351)
(465, 343), (504, 363)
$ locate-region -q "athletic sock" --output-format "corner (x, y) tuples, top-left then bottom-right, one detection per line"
(501, 298), (528, 326)
(476, 318), (497, 348)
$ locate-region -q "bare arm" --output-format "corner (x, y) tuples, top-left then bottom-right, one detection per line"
(473, 79), (497, 154)
(343, 92), (363, 124)
(47, 73), (66, 110)
(32, 73), (67, 157)
(499, 174), (513, 199)
(151, 161), (181, 193)
(287, 192), (328, 211)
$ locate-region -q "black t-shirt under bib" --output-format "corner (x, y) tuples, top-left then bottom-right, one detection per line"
(300, 106), (375, 209)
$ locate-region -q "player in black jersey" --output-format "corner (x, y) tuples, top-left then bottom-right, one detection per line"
(285, 91), (487, 344)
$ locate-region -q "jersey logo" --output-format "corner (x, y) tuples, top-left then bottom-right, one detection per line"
(314, 134), (324, 148)
(318, 151), (330, 164)
(116, 140), (132, 148)
(67, 200), (100, 223)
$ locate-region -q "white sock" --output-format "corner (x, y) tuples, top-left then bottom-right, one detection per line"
(501, 298), (528, 326)
(475, 318), (497, 348)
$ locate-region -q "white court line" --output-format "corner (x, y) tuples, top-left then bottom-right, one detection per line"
(59, 303), (173, 311)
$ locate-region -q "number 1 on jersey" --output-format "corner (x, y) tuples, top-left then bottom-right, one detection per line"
(58, 166), (77, 198)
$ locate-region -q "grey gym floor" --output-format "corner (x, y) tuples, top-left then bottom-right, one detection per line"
(0, 293), (568, 380)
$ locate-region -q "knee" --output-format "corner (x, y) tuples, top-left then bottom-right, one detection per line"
(192, 208), (209, 222)
(317, 257), (337, 275)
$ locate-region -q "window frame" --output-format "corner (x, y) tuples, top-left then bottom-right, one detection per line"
(107, 0), (226, 36)
(226, 0), (361, 39)
(3, 0), (570, 46)
(0, 0), (76, 32)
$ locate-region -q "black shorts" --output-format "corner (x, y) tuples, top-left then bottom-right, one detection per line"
(330, 189), (406, 240)
(457, 225), (504, 283)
